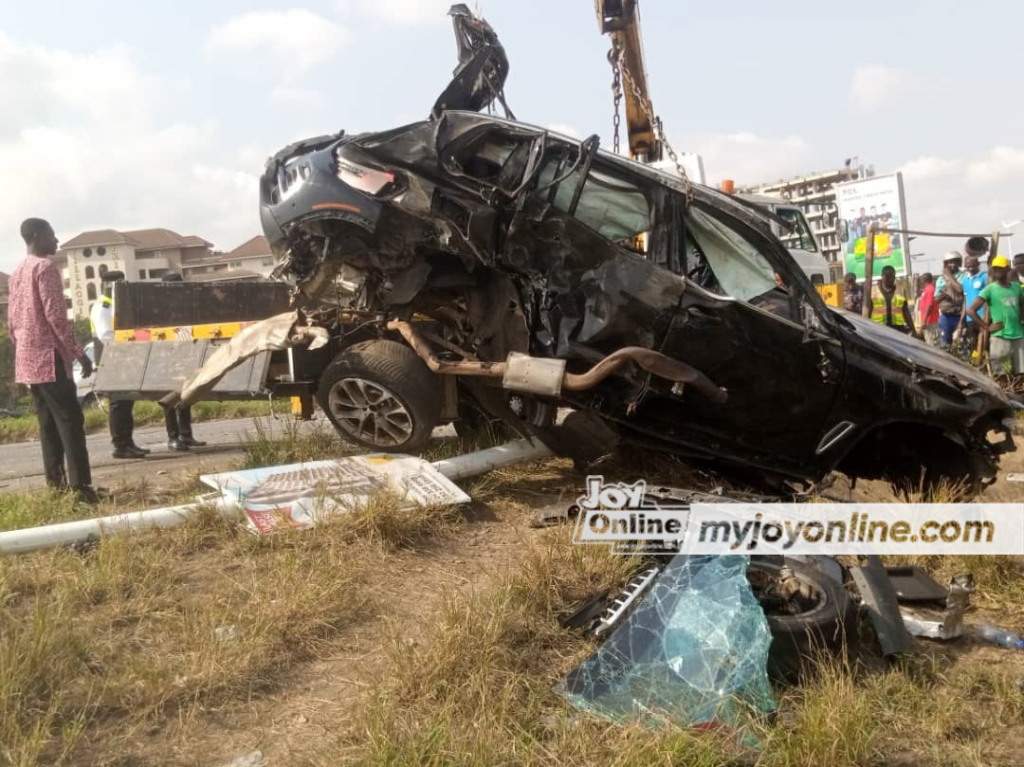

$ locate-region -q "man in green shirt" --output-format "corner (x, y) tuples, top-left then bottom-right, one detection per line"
(969, 256), (1024, 374)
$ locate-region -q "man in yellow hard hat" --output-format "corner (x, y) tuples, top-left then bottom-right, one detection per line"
(968, 256), (1024, 375)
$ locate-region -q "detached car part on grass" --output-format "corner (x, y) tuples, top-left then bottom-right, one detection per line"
(575, 554), (857, 684)
(258, 4), (1014, 493)
(556, 555), (775, 732)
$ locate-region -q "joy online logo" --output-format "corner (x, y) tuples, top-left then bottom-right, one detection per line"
(571, 476), (690, 555)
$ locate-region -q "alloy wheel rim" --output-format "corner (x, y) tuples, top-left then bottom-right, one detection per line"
(328, 377), (414, 446)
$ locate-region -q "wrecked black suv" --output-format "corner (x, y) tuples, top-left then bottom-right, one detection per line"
(258, 6), (1014, 493)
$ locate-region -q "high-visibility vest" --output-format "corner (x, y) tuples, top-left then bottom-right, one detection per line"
(89, 294), (113, 334)
(871, 292), (906, 327)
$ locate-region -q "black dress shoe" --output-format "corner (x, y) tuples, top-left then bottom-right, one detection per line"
(130, 443), (151, 455)
(112, 445), (148, 459)
(72, 486), (101, 505)
(178, 436), (207, 448)
(167, 439), (191, 452)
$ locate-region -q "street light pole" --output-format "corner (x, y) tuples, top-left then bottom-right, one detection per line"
(1002, 219), (1022, 259)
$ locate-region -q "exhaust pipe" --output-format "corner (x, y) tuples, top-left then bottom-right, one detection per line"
(387, 320), (727, 403)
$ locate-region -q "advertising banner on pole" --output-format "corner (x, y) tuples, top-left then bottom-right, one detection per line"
(837, 173), (910, 279)
(200, 455), (470, 535)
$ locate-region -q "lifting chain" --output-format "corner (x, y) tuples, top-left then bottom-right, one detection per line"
(608, 40), (623, 156)
(614, 46), (693, 205)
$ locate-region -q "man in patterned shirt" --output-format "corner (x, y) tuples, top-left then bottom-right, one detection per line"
(8, 218), (99, 503)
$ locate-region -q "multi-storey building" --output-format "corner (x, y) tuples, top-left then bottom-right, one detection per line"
(55, 229), (282, 319)
(739, 163), (874, 279)
(55, 228), (212, 319)
(181, 236), (277, 283)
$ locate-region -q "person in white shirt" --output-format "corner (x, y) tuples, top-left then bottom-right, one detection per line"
(91, 273), (149, 459)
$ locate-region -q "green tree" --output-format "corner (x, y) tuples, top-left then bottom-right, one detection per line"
(73, 317), (92, 347)
(0, 323), (18, 409)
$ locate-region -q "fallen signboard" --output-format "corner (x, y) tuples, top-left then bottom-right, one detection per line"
(200, 454), (471, 535)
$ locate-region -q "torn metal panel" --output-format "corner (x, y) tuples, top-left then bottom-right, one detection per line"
(431, 4), (511, 119)
(850, 556), (914, 657)
(902, 574), (975, 641)
(164, 312), (328, 408)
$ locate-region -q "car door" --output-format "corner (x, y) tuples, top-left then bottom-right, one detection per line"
(498, 139), (685, 355)
(646, 204), (847, 475)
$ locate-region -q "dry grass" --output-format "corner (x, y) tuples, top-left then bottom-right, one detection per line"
(0, 474), (209, 533)
(318, 533), (677, 767)
(0, 507), (376, 765)
(240, 419), (348, 468)
(298, 526), (1024, 767)
(0, 449), (475, 766)
(4, 427), (1024, 766)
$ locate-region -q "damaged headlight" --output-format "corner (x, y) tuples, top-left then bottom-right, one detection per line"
(334, 149), (403, 197)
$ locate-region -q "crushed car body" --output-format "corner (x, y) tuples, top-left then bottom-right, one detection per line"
(257, 4), (1015, 493)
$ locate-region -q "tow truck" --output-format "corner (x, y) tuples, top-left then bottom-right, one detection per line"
(595, 0), (829, 286)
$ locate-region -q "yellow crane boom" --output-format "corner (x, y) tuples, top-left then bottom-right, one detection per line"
(595, 0), (660, 162)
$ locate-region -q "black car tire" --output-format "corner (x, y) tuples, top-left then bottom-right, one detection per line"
(317, 339), (440, 452)
(747, 558), (857, 682)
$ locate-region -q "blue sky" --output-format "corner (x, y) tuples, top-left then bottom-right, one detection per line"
(3, 0), (1024, 275)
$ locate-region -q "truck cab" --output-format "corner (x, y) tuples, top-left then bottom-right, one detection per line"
(650, 160), (830, 286)
(737, 193), (829, 286)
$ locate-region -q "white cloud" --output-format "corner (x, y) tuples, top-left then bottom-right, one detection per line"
(0, 37), (156, 138)
(353, 0), (453, 25)
(546, 122), (581, 139)
(896, 148), (1024, 271)
(965, 146), (1024, 186)
(271, 87), (328, 109)
(206, 10), (349, 71)
(0, 32), (261, 273)
(849, 65), (904, 113)
(899, 156), (963, 181)
(691, 131), (811, 187)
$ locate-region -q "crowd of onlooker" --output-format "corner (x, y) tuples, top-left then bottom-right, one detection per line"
(841, 236), (1024, 377)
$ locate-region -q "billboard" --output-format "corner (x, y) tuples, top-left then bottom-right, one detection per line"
(836, 173), (910, 279)
(200, 455), (470, 536)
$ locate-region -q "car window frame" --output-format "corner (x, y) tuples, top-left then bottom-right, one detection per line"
(531, 138), (654, 248)
(774, 207), (819, 253)
(684, 199), (840, 338)
(438, 123), (547, 200)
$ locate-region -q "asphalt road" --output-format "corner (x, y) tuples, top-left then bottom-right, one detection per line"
(0, 415), (331, 493)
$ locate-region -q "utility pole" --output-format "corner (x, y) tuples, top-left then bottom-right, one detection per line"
(862, 223), (875, 319)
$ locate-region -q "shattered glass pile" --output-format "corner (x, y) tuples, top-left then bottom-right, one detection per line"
(557, 555), (775, 730)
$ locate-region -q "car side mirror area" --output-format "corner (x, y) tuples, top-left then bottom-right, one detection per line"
(800, 298), (834, 343)
(837, 219), (850, 244)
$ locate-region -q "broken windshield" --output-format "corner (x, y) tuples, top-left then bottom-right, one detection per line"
(686, 208), (778, 303)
